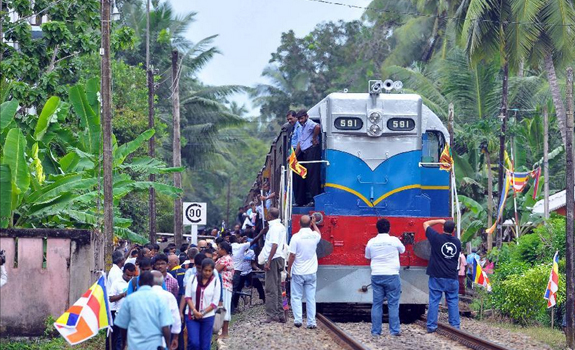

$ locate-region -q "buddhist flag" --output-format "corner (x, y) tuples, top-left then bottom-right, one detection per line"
(544, 251), (559, 308)
(510, 171), (531, 193)
(439, 144), (453, 172)
(288, 148), (307, 179)
(54, 274), (112, 345)
(486, 171), (512, 235)
(473, 258), (492, 292)
(531, 167), (541, 200)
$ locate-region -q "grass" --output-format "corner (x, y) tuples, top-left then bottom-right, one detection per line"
(0, 332), (105, 350)
(481, 320), (567, 350)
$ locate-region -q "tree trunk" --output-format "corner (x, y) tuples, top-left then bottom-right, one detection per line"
(496, 62), (509, 249)
(486, 151), (493, 251)
(565, 67), (574, 348)
(172, 50), (183, 248)
(544, 53), (567, 146)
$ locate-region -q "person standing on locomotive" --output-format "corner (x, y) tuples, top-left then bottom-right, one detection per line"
(287, 214), (321, 329)
(365, 218), (405, 337)
(423, 219), (462, 332)
(294, 109), (321, 207)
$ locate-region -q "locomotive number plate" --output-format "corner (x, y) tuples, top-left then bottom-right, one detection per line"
(334, 117), (363, 130)
(387, 118), (415, 131)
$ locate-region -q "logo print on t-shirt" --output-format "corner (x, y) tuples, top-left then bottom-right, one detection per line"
(441, 242), (457, 259)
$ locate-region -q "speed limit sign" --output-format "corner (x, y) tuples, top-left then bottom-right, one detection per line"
(183, 202), (207, 225)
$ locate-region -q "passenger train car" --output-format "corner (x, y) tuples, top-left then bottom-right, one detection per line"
(248, 80), (451, 319)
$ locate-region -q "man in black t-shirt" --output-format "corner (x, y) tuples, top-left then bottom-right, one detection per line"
(423, 219), (462, 332)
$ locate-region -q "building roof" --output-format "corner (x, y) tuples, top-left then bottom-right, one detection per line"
(533, 187), (575, 214)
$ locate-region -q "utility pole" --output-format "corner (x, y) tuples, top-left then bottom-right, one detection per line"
(101, 0), (114, 268)
(543, 106), (549, 220)
(172, 49), (183, 247)
(496, 63), (509, 249)
(146, 0), (156, 244)
(565, 67), (574, 348)
(226, 179), (231, 226)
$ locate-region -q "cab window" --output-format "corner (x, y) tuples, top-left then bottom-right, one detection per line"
(421, 131), (445, 165)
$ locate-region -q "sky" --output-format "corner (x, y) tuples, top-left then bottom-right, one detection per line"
(170, 0), (372, 114)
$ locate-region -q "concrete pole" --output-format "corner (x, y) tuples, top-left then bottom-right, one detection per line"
(543, 106), (549, 220)
(172, 50), (183, 248)
(101, 0), (114, 269)
(565, 67), (574, 348)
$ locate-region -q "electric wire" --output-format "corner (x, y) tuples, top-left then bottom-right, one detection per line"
(298, 0), (575, 27)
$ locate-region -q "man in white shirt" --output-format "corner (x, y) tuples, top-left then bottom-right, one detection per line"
(151, 271), (180, 350)
(260, 208), (287, 323)
(287, 215), (321, 329)
(108, 263), (136, 350)
(365, 218), (405, 337)
(107, 250), (125, 292)
(231, 235), (251, 312)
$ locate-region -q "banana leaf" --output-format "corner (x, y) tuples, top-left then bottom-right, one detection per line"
(114, 129), (155, 166)
(34, 96), (60, 141)
(0, 100), (18, 133)
(69, 84), (101, 154)
(0, 165), (11, 228)
(2, 128), (30, 201)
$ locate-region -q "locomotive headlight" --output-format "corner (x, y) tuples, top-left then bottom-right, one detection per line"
(369, 124), (381, 135)
(368, 112), (381, 124)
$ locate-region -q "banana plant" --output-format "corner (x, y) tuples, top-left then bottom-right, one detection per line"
(0, 79), (183, 243)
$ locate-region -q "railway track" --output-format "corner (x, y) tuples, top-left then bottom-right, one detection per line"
(316, 313), (370, 350)
(415, 317), (512, 350)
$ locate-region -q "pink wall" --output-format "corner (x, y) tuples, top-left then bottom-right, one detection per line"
(0, 237), (71, 336)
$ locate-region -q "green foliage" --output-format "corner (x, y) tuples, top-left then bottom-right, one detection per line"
(493, 264), (565, 325)
(0, 79), (181, 242)
(1, 0), (135, 108)
(487, 217), (566, 325)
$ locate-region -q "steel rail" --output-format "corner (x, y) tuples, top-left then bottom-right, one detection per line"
(416, 318), (511, 350)
(316, 313), (370, 350)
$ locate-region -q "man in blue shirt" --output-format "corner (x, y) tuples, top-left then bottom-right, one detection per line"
(466, 248), (480, 288)
(115, 271), (174, 350)
(294, 109), (321, 207)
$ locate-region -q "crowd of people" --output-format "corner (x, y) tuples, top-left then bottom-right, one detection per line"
(106, 204), (318, 350)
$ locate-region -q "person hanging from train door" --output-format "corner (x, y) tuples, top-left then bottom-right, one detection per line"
(294, 109), (321, 207)
(365, 218), (405, 337)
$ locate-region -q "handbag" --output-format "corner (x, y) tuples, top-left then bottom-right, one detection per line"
(212, 307), (227, 334)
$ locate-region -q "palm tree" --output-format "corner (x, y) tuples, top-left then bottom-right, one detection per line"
(251, 65), (310, 123)
(511, 0), (575, 146)
(456, 0), (523, 247)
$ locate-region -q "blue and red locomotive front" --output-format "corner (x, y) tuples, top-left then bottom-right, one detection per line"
(284, 83), (451, 314)
(251, 81), (452, 316)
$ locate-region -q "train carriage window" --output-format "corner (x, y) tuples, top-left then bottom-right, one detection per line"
(421, 131), (445, 165)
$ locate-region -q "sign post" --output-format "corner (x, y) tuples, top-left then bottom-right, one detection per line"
(183, 202), (207, 245)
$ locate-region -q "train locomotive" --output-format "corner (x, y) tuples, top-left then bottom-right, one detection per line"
(249, 80), (452, 320)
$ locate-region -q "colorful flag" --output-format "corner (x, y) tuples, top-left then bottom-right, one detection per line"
(439, 144), (453, 172)
(544, 251), (559, 308)
(288, 148), (307, 178)
(473, 258), (492, 292)
(510, 171), (531, 192)
(531, 167), (541, 200)
(54, 274), (112, 345)
(486, 171), (511, 235)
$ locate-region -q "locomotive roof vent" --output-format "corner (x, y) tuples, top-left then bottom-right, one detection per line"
(368, 79), (403, 94)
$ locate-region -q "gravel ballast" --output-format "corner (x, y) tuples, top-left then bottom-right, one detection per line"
(219, 305), (343, 350)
